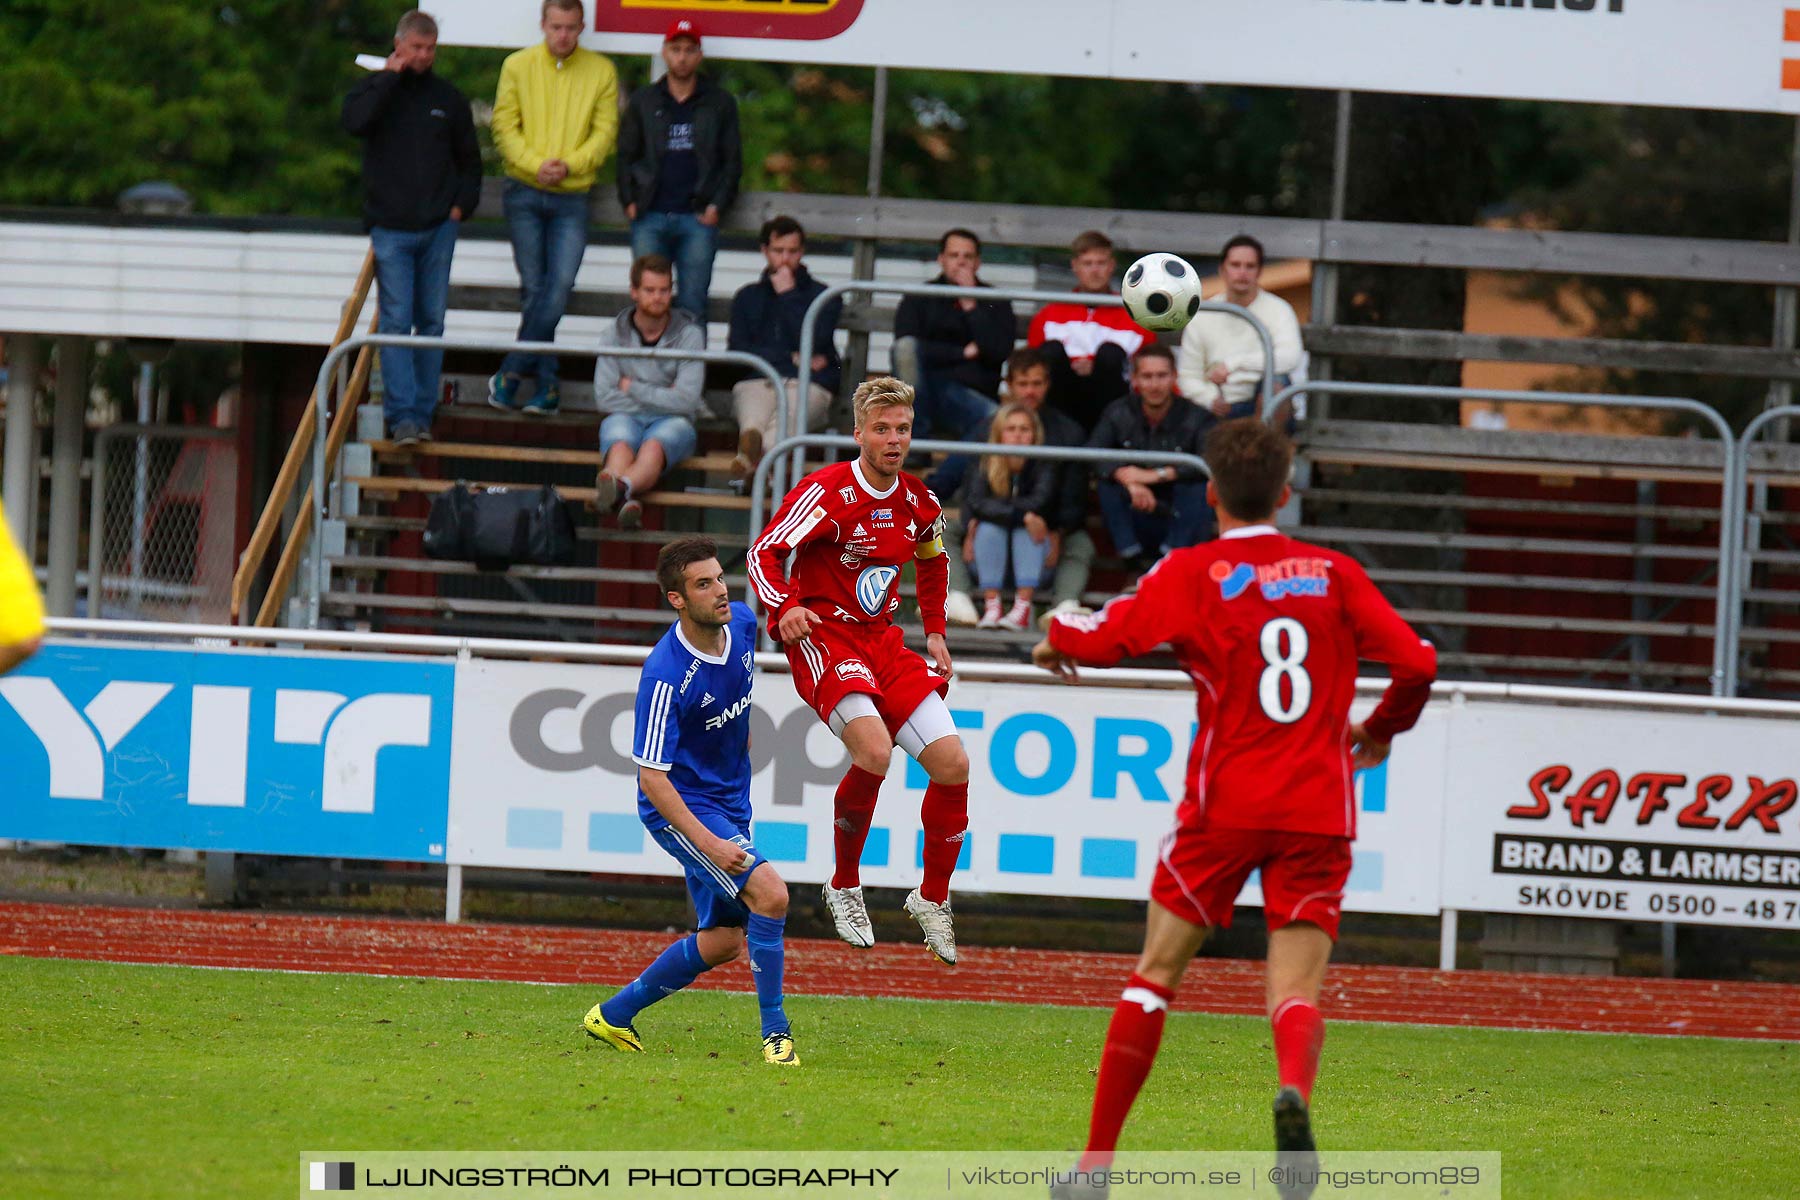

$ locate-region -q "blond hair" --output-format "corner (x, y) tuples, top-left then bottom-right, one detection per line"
(982, 402), (1043, 496)
(851, 376), (915, 428)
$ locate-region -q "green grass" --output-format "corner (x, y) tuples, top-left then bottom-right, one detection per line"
(0, 955), (1792, 1199)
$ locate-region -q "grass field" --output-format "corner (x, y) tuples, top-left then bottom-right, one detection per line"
(1, 954), (1792, 1199)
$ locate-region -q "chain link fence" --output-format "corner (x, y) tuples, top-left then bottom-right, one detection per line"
(89, 425), (236, 623)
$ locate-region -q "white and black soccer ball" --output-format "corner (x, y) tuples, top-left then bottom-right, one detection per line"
(1120, 252), (1202, 332)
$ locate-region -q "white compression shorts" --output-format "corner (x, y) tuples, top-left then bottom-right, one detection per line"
(827, 690), (958, 759)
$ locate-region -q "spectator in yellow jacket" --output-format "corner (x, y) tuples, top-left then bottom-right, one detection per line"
(488, 0), (619, 417)
(0, 501), (45, 675)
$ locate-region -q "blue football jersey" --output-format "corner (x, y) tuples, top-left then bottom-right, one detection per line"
(632, 601), (759, 830)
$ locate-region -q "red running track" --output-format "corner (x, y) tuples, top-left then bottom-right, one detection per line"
(1, 901), (1795, 1041)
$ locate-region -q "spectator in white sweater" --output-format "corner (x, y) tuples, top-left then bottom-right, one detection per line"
(1177, 235), (1303, 421)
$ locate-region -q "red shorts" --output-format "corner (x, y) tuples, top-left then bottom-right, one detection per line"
(783, 619), (948, 734)
(1151, 826), (1353, 941)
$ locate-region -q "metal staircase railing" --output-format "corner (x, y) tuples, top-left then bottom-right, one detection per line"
(230, 249), (378, 627)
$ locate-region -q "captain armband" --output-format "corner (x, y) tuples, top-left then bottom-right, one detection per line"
(914, 514), (946, 560)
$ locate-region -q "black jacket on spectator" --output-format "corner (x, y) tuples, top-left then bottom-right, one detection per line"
(893, 274), (1016, 398)
(1033, 404), (1092, 534)
(617, 76), (742, 215)
(962, 459), (1057, 529)
(1087, 394), (1215, 493)
(342, 69), (481, 232)
(728, 264), (843, 393)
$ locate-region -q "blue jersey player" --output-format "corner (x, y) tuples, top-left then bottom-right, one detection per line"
(583, 536), (797, 1066)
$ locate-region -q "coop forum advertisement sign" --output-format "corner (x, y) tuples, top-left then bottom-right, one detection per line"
(430, 0), (1800, 116)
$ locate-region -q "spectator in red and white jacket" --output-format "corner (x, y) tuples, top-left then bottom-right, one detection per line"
(1028, 230), (1152, 436)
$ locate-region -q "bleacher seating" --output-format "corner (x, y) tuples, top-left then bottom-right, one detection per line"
(249, 209), (1800, 693)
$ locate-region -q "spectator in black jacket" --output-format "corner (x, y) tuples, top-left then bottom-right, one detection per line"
(341, 9), (481, 446)
(962, 404), (1056, 631)
(726, 215), (841, 480)
(891, 228), (1015, 439)
(1088, 344), (1216, 574)
(943, 350), (1096, 628)
(617, 19), (741, 320)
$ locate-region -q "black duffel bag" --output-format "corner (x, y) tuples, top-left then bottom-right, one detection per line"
(422, 482), (577, 571)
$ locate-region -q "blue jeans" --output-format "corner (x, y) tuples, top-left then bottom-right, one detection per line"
(972, 522), (1049, 593)
(499, 180), (590, 386)
(600, 411), (699, 464)
(1097, 479), (1213, 559)
(370, 220), (457, 428)
(890, 337), (999, 440)
(630, 211), (718, 320)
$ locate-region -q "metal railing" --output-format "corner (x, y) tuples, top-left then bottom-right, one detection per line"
(301, 334), (791, 629)
(1725, 403), (1800, 696)
(231, 249), (376, 626)
(88, 424), (235, 623)
(788, 282), (1276, 502)
(1266, 379), (1739, 697)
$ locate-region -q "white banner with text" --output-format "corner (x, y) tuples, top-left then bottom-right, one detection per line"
(445, 659), (1448, 915)
(1439, 699), (1800, 928)
(431, 0), (1800, 115)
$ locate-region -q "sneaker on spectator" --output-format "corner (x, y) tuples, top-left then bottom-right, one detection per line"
(522, 381), (559, 417)
(945, 591), (980, 627)
(731, 429), (762, 483)
(593, 471), (621, 513)
(1039, 599), (1092, 630)
(391, 420), (423, 449)
(997, 598), (1033, 631)
(487, 371), (521, 412)
(618, 498), (643, 530)
(976, 595), (1002, 629)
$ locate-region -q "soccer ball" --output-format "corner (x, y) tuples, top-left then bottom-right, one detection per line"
(1120, 252), (1203, 332)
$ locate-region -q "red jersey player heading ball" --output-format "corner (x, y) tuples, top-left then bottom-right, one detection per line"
(751, 376), (972, 965)
(1034, 418), (1437, 1200)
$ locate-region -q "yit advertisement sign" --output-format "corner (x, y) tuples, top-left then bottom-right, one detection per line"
(0, 643), (453, 861)
(446, 659), (1443, 913)
(1440, 702), (1800, 928)
(593, 0), (865, 41)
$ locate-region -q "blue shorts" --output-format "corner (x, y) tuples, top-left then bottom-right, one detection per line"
(600, 412), (698, 464)
(649, 809), (768, 930)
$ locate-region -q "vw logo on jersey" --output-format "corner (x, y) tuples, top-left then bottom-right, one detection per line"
(855, 564), (899, 616)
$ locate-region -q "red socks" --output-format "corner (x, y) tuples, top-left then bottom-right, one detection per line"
(918, 781), (968, 903)
(1271, 997), (1326, 1102)
(1078, 973), (1174, 1171)
(830, 764), (885, 889)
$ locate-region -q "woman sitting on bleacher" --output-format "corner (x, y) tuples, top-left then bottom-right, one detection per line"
(961, 404), (1055, 631)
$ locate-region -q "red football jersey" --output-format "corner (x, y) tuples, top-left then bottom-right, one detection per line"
(751, 459), (950, 635)
(1049, 526), (1437, 838)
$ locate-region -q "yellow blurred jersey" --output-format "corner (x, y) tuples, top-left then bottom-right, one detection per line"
(0, 501), (46, 644)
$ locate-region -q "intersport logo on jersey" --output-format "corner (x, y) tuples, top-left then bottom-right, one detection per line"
(0, 643), (453, 860)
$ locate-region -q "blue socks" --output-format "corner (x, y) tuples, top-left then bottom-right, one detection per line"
(745, 913), (789, 1038)
(599, 919), (788, 1039)
(601, 934), (707, 1028)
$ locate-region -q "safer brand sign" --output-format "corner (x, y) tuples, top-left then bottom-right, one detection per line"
(1440, 702), (1800, 927)
(0, 643), (454, 860)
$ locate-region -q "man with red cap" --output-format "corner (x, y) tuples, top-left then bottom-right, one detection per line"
(617, 18), (742, 320)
